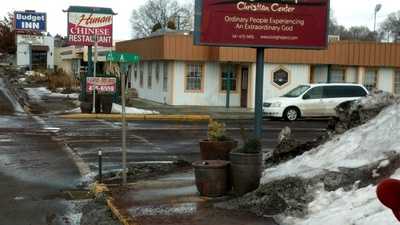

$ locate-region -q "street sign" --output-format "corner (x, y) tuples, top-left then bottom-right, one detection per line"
(106, 52), (140, 63)
(194, 0), (330, 49)
(66, 6), (115, 47)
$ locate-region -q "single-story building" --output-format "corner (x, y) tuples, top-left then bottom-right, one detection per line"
(55, 45), (114, 78)
(16, 34), (54, 70)
(116, 32), (400, 109)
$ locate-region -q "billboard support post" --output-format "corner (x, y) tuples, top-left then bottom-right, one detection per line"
(92, 36), (98, 113)
(255, 48), (265, 139)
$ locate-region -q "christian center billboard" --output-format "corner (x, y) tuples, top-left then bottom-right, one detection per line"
(14, 11), (47, 33)
(194, 0), (330, 49)
(67, 7), (114, 47)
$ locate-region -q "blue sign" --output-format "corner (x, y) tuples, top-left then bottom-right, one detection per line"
(14, 11), (46, 32)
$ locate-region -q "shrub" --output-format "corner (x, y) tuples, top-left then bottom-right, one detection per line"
(207, 120), (228, 142)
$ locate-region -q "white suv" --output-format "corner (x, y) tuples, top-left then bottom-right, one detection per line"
(263, 83), (369, 121)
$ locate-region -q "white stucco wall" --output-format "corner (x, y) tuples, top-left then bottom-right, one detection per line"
(263, 64), (311, 99)
(129, 61), (170, 104)
(172, 62), (241, 106)
(378, 68), (394, 92)
(16, 35), (54, 69)
(346, 67), (358, 83)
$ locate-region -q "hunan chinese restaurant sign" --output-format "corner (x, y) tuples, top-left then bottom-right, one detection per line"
(67, 6), (114, 47)
(194, 0), (330, 49)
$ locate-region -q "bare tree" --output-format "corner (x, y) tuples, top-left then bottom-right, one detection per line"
(380, 11), (400, 42)
(130, 0), (193, 38)
(0, 13), (16, 54)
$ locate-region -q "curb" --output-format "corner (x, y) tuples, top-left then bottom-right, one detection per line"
(93, 183), (139, 225)
(60, 114), (211, 122)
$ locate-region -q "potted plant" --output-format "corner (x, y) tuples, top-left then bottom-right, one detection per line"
(192, 160), (230, 197)
(230, 129), (263, 196)
(199, 120), (237, 160)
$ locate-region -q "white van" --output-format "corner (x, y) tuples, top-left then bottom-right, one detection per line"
(263, 83), (369, 121)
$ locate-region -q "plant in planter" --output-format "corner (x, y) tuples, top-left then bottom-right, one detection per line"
(199, 120), (237, 160)
(230, 128), (263, 196)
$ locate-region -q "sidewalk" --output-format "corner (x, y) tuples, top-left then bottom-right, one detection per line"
(108, 170), (277, 225)
(128, 98), (255, 120)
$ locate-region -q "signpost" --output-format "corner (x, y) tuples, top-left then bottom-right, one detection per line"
(194, 0), (329, 138)
(106, 51), (140, 185)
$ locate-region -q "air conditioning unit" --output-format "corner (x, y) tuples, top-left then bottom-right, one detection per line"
(328, 35), (341, 42)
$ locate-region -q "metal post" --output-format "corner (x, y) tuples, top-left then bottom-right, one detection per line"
(254, 48), (265, 138)
(327, 64), (332, 83)
(28, 43), (32, 71)
(98, 150), (102, 183)
(92, 37), (98, 113)
(226, 64), (231, 108)
(121, 63), (127, 185)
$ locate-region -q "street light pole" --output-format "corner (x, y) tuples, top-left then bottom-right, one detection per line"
(374, 4), (382, 33)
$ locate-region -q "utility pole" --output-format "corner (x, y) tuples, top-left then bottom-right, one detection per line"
(254, 48), (264, 138)
(120, 57), (127, 185)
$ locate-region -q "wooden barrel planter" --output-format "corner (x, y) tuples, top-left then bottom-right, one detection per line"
(100, 95), (113, 114)
(199, 140), (237, 160)
(192, 160), (230, 197)
(230, 152), (263, 196)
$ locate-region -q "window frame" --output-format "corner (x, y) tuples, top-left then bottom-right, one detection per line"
(163, 62), (168, 92)
(329, 67), (346, 83)
(220, 64), (238, 92)
(394, 70), (400, 95)
(147, 62), (152, 89)
(363, 68), (378, 91)
(155, 62), (160, 83)
(139, 62), (144, 88)
(184, 63), (204, 93)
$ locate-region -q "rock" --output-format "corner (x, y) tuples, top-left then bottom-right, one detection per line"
(278, 126), (291, 142)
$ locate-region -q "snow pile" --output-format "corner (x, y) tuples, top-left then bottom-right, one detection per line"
(262, 102), (400, 224)
(24, 70), (46, 78)
(262, 103), (400, 182)
(111, 103), (159, 114)
(25, 87), (79, 101)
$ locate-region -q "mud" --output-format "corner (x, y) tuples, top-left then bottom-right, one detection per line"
(80, 201), (120, 225)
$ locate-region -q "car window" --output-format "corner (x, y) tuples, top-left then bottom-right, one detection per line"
(303, 87), (323, 99)
(283, 85), (310, 97)
(323, 86), (367, 98)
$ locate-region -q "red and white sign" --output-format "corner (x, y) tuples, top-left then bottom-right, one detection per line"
(86, 77), (116, 93)
(68, 12), (113, 47)
(194, 0), (329, 49)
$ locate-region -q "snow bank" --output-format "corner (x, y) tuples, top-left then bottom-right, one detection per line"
(262, 104), (400, 182)
(25, 87), (79, 101)
(262, 101), (400, 224)
(111, 103), (159, 114)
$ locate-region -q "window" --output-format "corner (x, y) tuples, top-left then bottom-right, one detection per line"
(134, 63), (138, 81)
(139, 62), (144, 88)
(364, 69), (377, 91)
(330, 68), (345, 83)
(323, 86), (368, 98)
(163, 62), (168, 92)
(395, 71), (400, 95)
(273, 69), (289, 87)
(155, 62), (160, 83)
(148, 62), (152, 89)
(185, 63), (203, 91)
(303, 87), (323, 99)
(221, 64), (237, 91)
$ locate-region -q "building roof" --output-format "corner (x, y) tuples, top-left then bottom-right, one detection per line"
(116, 33), (400, 68)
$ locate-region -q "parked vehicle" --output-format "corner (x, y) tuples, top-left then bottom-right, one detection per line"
(263, 83), (369, 121)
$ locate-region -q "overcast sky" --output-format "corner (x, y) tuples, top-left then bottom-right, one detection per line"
(1, 0), (399, 40)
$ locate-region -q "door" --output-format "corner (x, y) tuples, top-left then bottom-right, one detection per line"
(300, 86), (325, 117)
(241, 67), (249, 108)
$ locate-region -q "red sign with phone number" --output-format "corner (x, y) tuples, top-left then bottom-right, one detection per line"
(194, 0), (329, 49)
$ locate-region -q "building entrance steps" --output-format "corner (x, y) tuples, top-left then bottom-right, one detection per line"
(111, 170), (278, 225)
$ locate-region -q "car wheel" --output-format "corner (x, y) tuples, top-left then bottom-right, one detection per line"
(284, 107), (300, 121)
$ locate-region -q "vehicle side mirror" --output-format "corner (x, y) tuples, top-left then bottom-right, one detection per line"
(303, 93), (310, 100)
